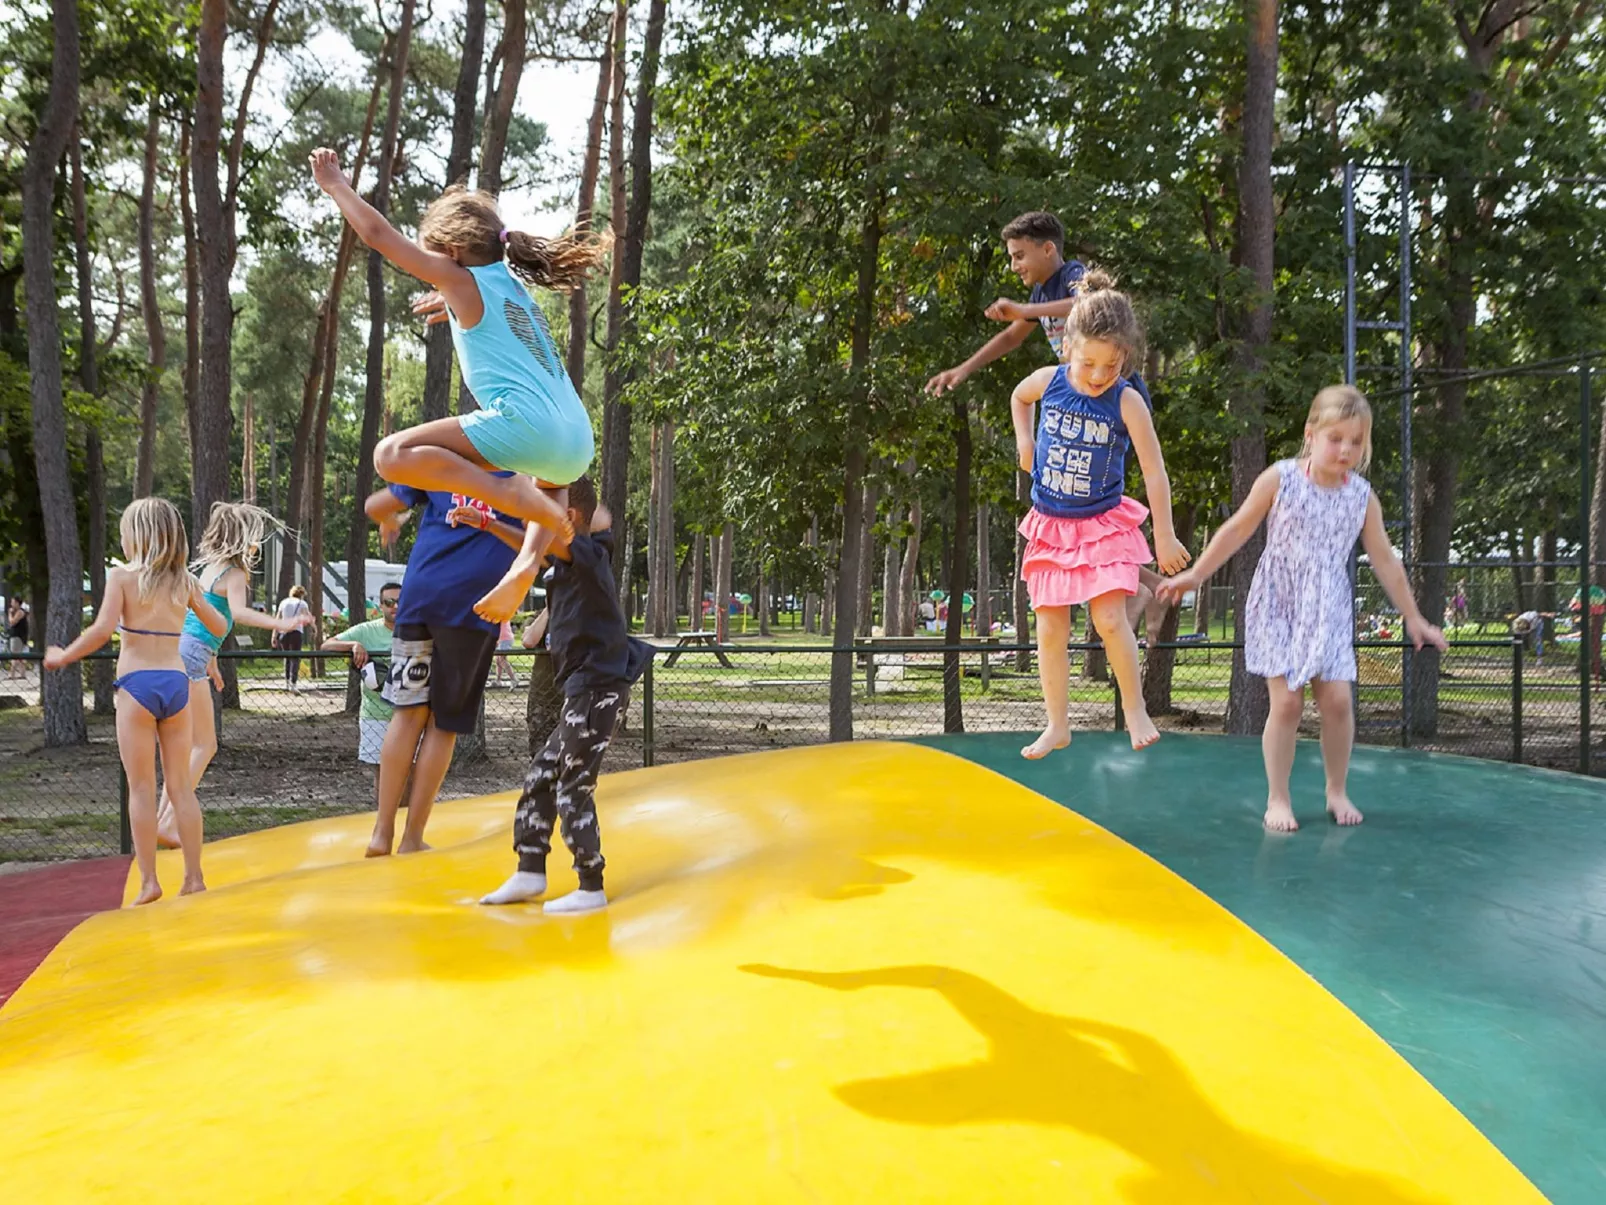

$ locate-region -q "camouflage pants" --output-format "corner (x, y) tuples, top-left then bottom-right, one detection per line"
(513, 686), (623, 891)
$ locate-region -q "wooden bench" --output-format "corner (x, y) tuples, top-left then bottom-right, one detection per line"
(660, 631), (735, 669)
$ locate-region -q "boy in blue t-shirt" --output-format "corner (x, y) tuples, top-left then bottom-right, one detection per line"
(481, 476), (651, 914)
(360, 475), (528, 857)
(925, 211), (1150, 403)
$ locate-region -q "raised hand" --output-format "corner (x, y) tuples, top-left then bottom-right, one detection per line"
(308, 147), (350, 195)
(411, 290), (451, 327)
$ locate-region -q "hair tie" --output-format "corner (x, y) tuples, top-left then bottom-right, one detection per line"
(499, 228), (510, 244)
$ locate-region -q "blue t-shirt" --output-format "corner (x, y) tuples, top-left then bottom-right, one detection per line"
(545, 529), (653, 697)
(389, 480), (519, 633)
(1029, 259), (1086, 352)
(1028, 258), (1153, 409)
(1031, 368), (1134, 520)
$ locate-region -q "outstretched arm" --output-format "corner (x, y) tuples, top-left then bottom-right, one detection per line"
(1157, 465), (1281, 603)
(44, 570), (125, 669)
(223, 572), (304, 635)
(1121, 389), (1189, 574)
(1360, 493), (1447, 651)
(925, 319), (1035, 396)
(309, 149), (482, 325)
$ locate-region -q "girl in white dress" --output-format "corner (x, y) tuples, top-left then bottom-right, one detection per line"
(1161, 386), (1446, 831)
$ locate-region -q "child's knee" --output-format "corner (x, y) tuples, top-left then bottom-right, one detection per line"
(1089, 595), (1129, 636)
(374, 433), (403, 475)
(1034, 606), (1070, 639)
(1268, 686), (1304, 721)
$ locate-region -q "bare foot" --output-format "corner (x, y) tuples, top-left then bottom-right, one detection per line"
(156, 831), (181, 850)
(132, 879), (163, 906)
(1326, 795), (1364, 826)
(474, 566), (538, 625)
(179, 876), (207, 896)
(1125, 710), (1162, 751)
(365, 833), (393, 858)
(506, 477), (574, 541)
(396, 838), (433, 855)
(1264, 800), (1299, 832)
(1021, 726), (1070, 760)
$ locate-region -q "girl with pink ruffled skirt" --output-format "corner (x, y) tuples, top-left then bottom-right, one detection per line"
(1008, 272), (1190, 758)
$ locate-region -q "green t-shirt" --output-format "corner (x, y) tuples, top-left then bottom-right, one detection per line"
(336, 618), (395, 720)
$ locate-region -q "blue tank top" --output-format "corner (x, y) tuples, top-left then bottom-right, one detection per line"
(1031, 369), (1133, 519)
(448, 262), (585, 421)
(181, 569), (234, 651)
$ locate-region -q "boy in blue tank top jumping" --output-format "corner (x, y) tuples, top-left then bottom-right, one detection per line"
(311, 148), (609, 624)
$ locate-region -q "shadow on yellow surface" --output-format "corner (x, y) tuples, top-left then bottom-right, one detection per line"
(0, 742), (1545, 1203)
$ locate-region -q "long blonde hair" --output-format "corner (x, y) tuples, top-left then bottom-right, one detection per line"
(417, 187), (611, 293)
(120, 498), (192, 606)
(193, 501), (277, 575)
(1302, 385), (1374, 473)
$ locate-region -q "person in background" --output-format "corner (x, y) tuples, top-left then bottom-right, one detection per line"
(6, 598), (28, 679)
(274, 585), (314, 690)
(321, 581), (401, 764)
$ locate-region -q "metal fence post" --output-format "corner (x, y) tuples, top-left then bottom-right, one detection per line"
(118, 764), (131, 856)
(1580, 361), (1593, 776)
(642, 656), (655, 768)
(1511, 636), (1524, 765)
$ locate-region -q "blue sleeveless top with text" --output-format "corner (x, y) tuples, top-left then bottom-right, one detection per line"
(1031, 369), (1133, 519)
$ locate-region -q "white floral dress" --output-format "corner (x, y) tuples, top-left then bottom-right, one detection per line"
(1245, 459), (1371, 690)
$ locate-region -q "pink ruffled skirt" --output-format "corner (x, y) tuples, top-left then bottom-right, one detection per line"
(1019, 497), (1152, 609)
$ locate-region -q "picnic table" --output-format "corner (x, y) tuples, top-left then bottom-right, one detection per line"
(660, 631), (735, 669)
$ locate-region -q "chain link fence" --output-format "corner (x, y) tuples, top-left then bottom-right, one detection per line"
(2, 631), (1599, 864)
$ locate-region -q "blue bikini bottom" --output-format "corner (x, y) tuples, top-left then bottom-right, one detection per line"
(114, 669), (192, 721)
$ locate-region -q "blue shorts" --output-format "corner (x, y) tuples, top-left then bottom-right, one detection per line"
(115, 669), (191, 721)
(179, 633), (216, 682)
(459, 395), (593, 485)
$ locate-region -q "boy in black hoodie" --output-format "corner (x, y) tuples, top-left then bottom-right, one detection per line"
(480, 477), (651, 913)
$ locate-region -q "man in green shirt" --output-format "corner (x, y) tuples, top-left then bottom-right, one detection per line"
(322, 581), (401, 764)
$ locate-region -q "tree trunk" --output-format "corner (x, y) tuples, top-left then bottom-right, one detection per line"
(942, 401), (971, 733)
(1537, 529), (1557, 616)
(478, 0), (526, 195)
(856, 479), (878, 637)
(192, 0), (238, 531)
(976, 501), (991, 639)
(22, 0), (84, 745)
(758, 551), (772, 638)
(135, 103), (164, 498)
(715, 523), (733, 643)
(803, 517), (819, 634)
(882, 524), (899, 638)
(346, 0), (417, 637)
(180, 118), (200, 500)
(689, 531), (705, 631)
(1142, 505), (1197, 716)
(568, 28), (615, 390)
(1508, 532), (1528, 613)
(899, 501), (922, 639)
(68, 132), (114, 717)
(599, 0), (631, 578)
(422, 0), (486, 423)
(1224, 0), (1277, 738)
(601, 0), (667, 583)
(656, 420), (676, 634)
(1194, 528), (1212, 635)
(278, 55), (387, 602)
(241, 393), (256, 504)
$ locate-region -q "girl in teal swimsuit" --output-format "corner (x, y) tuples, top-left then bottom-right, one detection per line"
(308, 148), (607, 623)
(156, 502), (310, 848)
(310, 148), (609, 622)
(45, 499), (226, 905)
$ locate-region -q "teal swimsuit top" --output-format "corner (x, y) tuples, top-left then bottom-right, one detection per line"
(181, 570), (234, 651)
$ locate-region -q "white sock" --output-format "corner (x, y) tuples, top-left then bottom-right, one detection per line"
(543, 888), (607, 914)
(479, 871), (547, 906)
